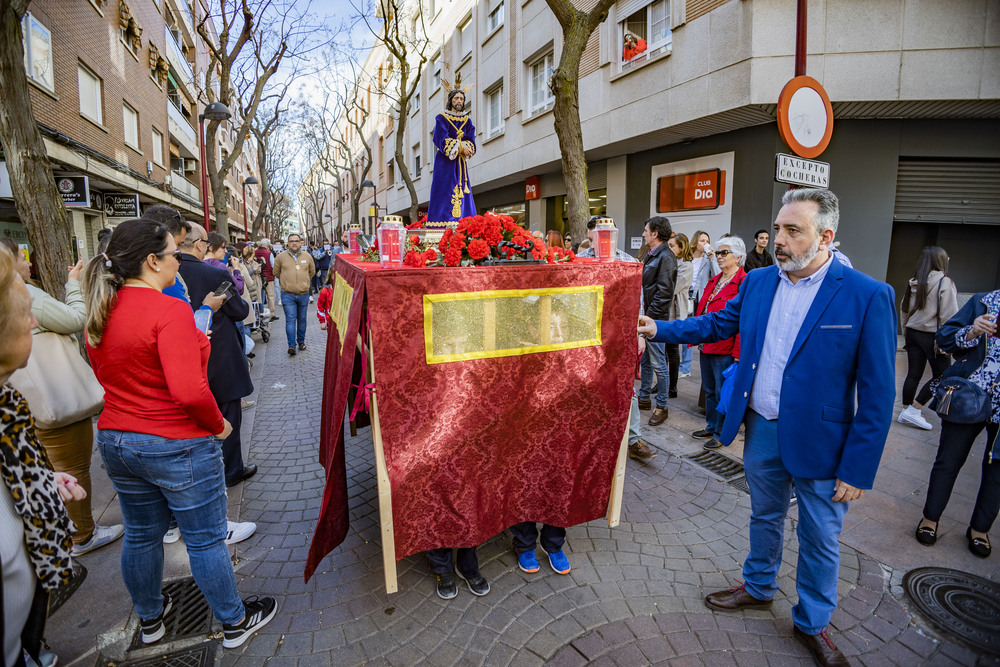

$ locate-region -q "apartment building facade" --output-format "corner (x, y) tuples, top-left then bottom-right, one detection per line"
(0, 0), (260, 266)
(305, 0), (999, 298)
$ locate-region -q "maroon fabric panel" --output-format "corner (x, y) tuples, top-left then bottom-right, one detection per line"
(364, 262), (642, 559)
(304, 256), (367, 582)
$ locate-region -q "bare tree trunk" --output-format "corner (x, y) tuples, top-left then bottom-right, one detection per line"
(550, 22), (591, 243)
(544, 0), (616, 243)
(0, 0), (72, 299)
(393, 110), (418, 223)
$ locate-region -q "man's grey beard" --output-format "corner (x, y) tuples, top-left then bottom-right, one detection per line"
(775, 235), (820, 272)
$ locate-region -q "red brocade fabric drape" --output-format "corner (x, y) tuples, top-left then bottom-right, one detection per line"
(305, 256), (642, 581)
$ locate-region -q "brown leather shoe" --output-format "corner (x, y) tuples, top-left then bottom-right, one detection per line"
(793, 627), (849, 666)
(628, 440), (657, 461)
(648, 407), (668, 426)
(637, 398), (652, 410)
(704, 583), (772, 611)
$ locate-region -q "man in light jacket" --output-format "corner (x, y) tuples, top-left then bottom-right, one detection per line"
(272, 233), (315, 355)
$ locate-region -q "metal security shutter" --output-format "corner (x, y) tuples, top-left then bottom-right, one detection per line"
(894, 159), (1000, 225)
(588, 160), (607, 190)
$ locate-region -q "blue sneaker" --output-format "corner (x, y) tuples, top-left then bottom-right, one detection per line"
(517, 549), (540, 573)
(545, 549), (571, 574)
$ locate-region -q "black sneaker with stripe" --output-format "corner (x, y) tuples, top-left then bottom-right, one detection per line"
(140, 593), (173, 644)
(222, 596), (278, 649)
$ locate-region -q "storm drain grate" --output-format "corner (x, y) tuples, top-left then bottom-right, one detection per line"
(114, 641), (217, 667)
(685, 450), (745, 479)
(130, 577), (214, 649)
(728, 476), (797, 505)
(904, 567), (1000, 656)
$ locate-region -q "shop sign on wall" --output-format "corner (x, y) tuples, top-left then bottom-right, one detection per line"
(649, 152), (735, 244)
(104, 193), (140, 218)
(56, 176), (89, 207)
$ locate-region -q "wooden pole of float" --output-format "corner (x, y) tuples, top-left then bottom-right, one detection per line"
(365, 328), (398, 593)
(606, 422), (630, 527)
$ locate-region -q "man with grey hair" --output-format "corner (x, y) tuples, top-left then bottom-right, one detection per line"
(639, 188), (896, 666)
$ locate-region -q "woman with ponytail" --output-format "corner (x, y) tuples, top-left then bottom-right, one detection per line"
(83, 219), (276, 648)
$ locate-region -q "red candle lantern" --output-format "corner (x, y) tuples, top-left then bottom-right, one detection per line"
(594, 217), (618, 263)
(348, 223), (362, 254)
(378, 215), (405, 269)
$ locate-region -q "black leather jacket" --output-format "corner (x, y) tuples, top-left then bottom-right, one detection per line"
(642, 243), (677, 320)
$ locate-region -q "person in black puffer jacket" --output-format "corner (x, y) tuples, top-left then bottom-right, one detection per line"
(638, 216), (677, 427)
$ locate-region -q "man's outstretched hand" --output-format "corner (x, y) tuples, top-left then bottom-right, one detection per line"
(637, 315), (656, 338)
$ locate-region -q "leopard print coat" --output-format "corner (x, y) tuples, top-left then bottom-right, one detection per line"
(0, 384), (74, 591)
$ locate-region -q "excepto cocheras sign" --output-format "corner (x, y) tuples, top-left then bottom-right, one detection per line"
(774, 153), (831, 188)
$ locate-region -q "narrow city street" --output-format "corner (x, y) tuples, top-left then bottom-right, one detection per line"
(49, 303), (997, 666)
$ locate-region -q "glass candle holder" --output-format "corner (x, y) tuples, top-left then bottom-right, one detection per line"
(594, 217), (618, 263)
(378, 215), (405, 269)
(348, 224), (362, 254)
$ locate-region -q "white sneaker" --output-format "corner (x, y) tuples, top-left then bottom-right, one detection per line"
(898, 407), (932, 430)
(225, 520), (256, 545)
(678, 371), (692, 378)
(162, 527), (181, 544)
(71, 524), (124, 556)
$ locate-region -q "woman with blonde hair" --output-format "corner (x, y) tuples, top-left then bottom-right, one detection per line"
(82, 219), (276, 649)
(666, 232), (694, 396)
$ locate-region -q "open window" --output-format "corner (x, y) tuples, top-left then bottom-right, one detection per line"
(619, 0), (671, 70)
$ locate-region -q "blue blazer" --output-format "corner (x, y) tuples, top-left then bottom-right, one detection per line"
(651, 258), (897, 488)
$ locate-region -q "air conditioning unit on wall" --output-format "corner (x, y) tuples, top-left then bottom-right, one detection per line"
(184, 159), (198, 173)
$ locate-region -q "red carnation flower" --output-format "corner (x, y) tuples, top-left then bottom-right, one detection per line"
(444, 247), (463, 266)
(408, 234), (420, 246)
(426, 247), (438, 261)
(467, 238), (491, 260)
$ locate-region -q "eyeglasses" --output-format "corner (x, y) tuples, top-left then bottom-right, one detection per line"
(716, 249), (734, 258)
(156, 249), (183, 259)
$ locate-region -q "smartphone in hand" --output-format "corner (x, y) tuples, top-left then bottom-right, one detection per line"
(213, 280), (233, 297)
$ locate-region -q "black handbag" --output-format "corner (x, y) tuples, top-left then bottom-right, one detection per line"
(933, 376), (993, 424)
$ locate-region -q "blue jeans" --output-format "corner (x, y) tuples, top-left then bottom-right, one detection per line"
(680, 344), (692, 374)
(96, 430), (244, 625)
(700, 352), (734, 437)
(628, 392), (641, 445)
(741, 411), (848, 634)
(281, 292), (310, 347)
(638, 341), (669, 409)
(311, 269), (329, 294)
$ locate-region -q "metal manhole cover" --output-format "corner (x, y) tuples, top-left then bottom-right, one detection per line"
(685, 450), (744, 479)
(114, 641), (217, 667)
(130, 578), (214, 648)
(903, 567), (1000, 656)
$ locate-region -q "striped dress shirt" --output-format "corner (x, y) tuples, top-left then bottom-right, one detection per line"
(749, 253), (835, 420)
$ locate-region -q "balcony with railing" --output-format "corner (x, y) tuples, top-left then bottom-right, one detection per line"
(164, 25), (195, 95)
(169, 170), (200, 204)
(167, 99), (199, 158)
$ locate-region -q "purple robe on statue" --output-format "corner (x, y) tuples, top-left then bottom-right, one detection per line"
(427, 110), (476, 229)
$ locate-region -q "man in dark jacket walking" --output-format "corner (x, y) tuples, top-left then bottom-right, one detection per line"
(744, 229), (775, 271)
(638, 216), (677, 426)
(178, 223), (257, 488)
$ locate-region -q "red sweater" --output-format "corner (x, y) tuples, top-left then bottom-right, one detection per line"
(317, 286), (332, 325)
(87, 287), (224, 438)
(696, 269), (745, 358)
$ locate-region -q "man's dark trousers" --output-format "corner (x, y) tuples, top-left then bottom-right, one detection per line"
(218, 399), (244, 486)
(511, 522), (565, 554)
(427, 548), (479, 577)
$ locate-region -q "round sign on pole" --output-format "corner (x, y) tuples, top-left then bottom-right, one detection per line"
(777, 75), (834, 159)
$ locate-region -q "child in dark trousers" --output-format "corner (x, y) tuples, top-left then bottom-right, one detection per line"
(427, 547), (490, 599)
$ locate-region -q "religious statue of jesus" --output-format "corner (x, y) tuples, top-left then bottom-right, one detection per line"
(427, 76), (476, 232)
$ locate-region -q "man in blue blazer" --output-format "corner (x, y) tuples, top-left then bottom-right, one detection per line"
(639, 189), (896, 667)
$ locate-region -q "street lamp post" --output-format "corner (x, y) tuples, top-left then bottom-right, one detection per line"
(198, 102), (233, 232)
(242, 175), (258, 242)
(361, 179), (377, 233)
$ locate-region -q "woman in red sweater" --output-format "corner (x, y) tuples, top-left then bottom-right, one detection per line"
(691, 235), (747, 450)
(83, 219), (276, 649)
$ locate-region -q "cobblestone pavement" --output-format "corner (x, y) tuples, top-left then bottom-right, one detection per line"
(211, 315), (995, 666)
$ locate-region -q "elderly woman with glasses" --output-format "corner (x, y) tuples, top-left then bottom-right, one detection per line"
(691, 235), (748, 450)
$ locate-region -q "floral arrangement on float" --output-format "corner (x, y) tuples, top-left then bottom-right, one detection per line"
(361, 211), (576, 268)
